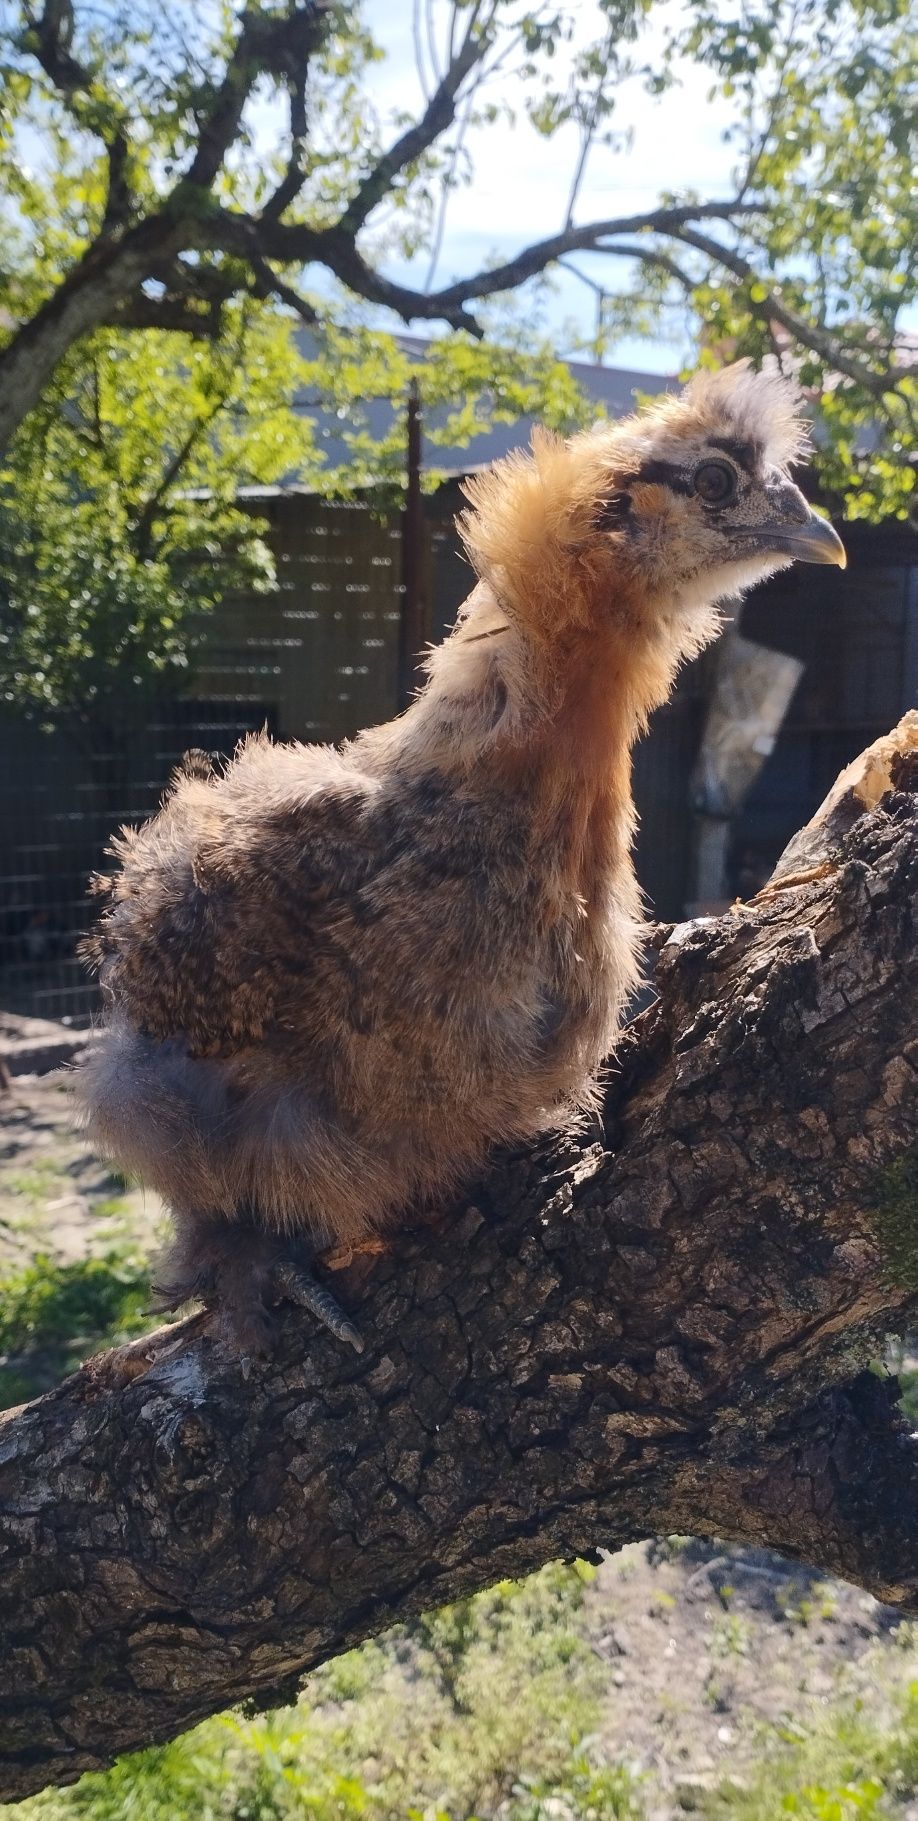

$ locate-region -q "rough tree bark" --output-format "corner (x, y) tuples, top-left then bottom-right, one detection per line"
(1, 716), (916, 1801)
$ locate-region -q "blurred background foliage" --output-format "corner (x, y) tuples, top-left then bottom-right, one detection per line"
(0, 0), (914, 729)
(0, 304), (585, 731)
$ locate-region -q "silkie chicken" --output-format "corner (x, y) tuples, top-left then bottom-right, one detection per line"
(77, 361), (846, 1356)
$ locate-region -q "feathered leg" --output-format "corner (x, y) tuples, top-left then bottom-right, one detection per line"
(152, 1213), (363, 1358)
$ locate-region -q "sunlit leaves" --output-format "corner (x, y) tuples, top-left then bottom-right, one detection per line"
(0, 0), (913, 529)
(0, 288), (592, 723)
(0, 303), (317, 727)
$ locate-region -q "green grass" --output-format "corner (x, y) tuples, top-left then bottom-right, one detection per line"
(704, 1679), (918, 1820)
(1, 1562), (637, 1821)
(18, 1642), (918, 1821)
(0, 1246), (152, 1407)
(4, 1162), (71, 1207)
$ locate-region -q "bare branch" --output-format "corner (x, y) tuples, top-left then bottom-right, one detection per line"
(337, 16), (490, 235)
(562, 243), (696, 292)
(424, 78), (479, 292)
(563, 22), (617, 230)
(261, 64), (311, 221)
(21, 0), (89, 98)
(249, 255), (318, 324)
(412, 0), (432, 101)
(100, 125), (133, 233)
(425, 0), (443, 87)
(22, 0), (134, 229)
(735, 0), (803, 202)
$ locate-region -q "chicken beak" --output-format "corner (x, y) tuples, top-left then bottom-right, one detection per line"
(743, 482), (848, 570)
(769, 512), (847, 569)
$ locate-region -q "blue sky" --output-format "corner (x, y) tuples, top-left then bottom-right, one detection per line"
(357, 2), (742, 375)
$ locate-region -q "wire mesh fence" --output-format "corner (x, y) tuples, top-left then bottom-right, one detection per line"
(0, 494), (413, 1027)
(0, 700), (278, 1026)
(1, 505), (914, 1030)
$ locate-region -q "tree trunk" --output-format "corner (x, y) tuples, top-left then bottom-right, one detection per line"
(0, 219), (187, 453)
(1, 716), (916, 1801)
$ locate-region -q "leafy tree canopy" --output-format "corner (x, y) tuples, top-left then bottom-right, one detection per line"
(0, 303), (583, 726)
(0, 0), (914, 723)
(0, 0), (912, 507)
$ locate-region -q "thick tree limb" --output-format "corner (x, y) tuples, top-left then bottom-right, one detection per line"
(0, 3), (329, 447)
(0, 717), (916, 1799)
(102, 292), (224, 339)
(257, 200), (763, 314)
(0, 195), (757, 438)
(0, 218), (193, 447)
(193, 198), (765, 340)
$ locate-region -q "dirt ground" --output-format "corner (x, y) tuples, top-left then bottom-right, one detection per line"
(0, 1070), (163, 1267)
(585, 1538), (911, 1815)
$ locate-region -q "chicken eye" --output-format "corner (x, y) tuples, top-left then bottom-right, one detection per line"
(693, 460), (737, 505)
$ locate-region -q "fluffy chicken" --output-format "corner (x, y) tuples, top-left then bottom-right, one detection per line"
(78, 362), (846, 1355)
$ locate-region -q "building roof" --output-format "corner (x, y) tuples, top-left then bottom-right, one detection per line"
(286, 332), (674, 486)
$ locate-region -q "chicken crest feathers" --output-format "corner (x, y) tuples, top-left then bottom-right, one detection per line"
(662, 359), (810, 469)
(458, 360), (809, 630)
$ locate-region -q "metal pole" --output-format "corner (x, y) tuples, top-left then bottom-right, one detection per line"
(398, 379), (426, 710)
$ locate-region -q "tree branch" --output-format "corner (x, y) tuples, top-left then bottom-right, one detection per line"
(0, 716), (916, 1801)
(0, 218), (191, 449)
(670, 223), (907, 397)
(100, 125), (133, 233)
(23, 0), (133, 229)
(563, 242), (696, 293)
(130, 392), (232, 561)
(182, 2), (328, 195)
(336, 13), (490, 235)
(22, 0), (91, 102)
(320, 200), (764, 320)
(2, 0), (908, 468)
(261, 59), (311, 221)
(563, 21), (617, 231)
(248, 256), (318, 325)
(195, 198), (762, 336)
(103, 291), (224, 338)
(0, 161), (897, 456)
